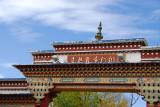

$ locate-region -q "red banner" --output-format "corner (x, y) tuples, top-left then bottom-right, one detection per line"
(67, 54), (119, 63)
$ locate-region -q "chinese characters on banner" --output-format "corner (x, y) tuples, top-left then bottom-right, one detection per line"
(67, 54), (120, 63)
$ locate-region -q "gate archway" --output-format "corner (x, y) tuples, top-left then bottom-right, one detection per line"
(14, 62), (160, 107)
(1, 23), (160, 107)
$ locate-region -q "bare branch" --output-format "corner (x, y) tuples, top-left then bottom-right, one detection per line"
(132, 95), (140, 105)
(130, 93), (140, 107)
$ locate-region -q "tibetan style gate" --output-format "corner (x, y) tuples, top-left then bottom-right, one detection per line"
(13, 62), (160, 107)
(0, 23), (160, 107)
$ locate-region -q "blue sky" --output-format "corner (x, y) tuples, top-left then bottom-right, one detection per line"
(0, 0), (160, 106)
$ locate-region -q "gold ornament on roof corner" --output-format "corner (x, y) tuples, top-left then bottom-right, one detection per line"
(95, 22), (103, 40)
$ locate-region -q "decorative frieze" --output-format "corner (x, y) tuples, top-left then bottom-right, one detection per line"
(0, 94), (35, 105)
(55, 85), (135, 90)
(25, 77), (160, 105)
(134, 78), (160, 105)
(26, 78), (54, 105)
(13, 61), (160, 105)
(53, 41), (144, 52)
(25, 77), (159, 84)
(22, 70), (160, 78)
(13, 62), (160, 78)
(67, 54), (120, 63)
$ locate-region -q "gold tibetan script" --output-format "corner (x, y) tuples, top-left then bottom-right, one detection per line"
(78, 57), (83, 63)
(86, 57), (90, 63)
(69, 55), (118, 63)
(108, 56), (115, 62)
(71, 57), (76, 63)
(101, 57), (107, 62)
(93, 56), (99, 62)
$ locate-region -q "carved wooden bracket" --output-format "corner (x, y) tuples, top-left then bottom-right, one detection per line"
(26, 78), (54, 106)
(25, 77), (160, 106)
(134, 78), (160, 106)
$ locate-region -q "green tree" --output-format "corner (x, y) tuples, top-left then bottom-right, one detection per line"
(50, 92), (129, 107)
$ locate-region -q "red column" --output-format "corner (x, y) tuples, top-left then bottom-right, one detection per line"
(35, 104), (40, 107)
(34, 93), (51, 107)
(156, 101), (160, 107)
(40, 93), (51, 107)
(34, 92), (57, 107)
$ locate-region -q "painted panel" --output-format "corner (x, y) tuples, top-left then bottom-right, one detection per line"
(83, 78), (101, 83)
(109, 78), (128, 83)
(56, 85), (135, 90)
(27, 77), (160, 84)
(60, 78), (75, 83)
(67, 54), (120, 63)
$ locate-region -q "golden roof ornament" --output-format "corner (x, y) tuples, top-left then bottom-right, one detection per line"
(95, 22), (103, 40)
(156, 43), (159, 47)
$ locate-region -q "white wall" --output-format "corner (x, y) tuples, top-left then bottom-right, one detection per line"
(56, 55), (67, 63)
(125, 52), (141, 62)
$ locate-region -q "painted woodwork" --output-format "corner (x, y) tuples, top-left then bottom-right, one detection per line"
(0, 94), (35, 106)
(27, 78), (54, 105)
(13, 61), (160, 106)
(1, 38), (160, 107)
(67, 54), (120, 63)
(31, 50), (160, 64)
(51, 39), (146, 52)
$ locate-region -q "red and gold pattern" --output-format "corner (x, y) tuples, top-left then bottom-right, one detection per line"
(1, 38), (160, 107)
(67, 54), (119, 63)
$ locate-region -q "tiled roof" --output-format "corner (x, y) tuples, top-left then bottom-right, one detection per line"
(30, 50), (54, 54)
(141, 46), (160, 50)
(13, 61), (160, 66)
(51, 38), (148, 45)
(0, 78), (26, 81)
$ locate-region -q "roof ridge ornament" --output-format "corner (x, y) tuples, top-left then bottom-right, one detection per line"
(95, 22), (103, 40)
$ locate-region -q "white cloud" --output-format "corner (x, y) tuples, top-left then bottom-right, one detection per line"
(151, 9), (160, 20)
(10, 26), (42, 42)
(0, 63), (16, 68)
(154, 9), (160, 14)
(0, 0), (159, 39)
(0, 74), (5, 78)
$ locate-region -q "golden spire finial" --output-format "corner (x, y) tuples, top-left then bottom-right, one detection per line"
(95, 22), (103, 40)
(156, 43), (159, 47)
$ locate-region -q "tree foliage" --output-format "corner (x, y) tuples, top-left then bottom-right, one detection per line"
(50, 92), (129, 107)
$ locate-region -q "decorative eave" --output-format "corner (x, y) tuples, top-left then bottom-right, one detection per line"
(54, 48), (142, 53)
(13, 61), (160, 78)
(29, 50), (54, 54)
(30, 48), (145, 55)
(0, 78), (29, 94)
(0, 94), (35, 104)
(13, 61), (160, 68)
(141, 46), (160, 50)
(51, 38), (148, 46)
(0, 88), (30, 94)
(29, 48), (159, 54)
(141, 58), (160, 61)
(0, 78), (26, 81)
